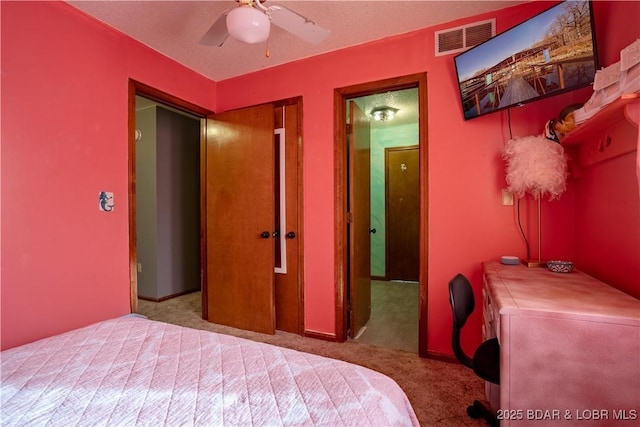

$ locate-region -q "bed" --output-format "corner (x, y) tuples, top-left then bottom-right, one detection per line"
(1, 316), (419, 426)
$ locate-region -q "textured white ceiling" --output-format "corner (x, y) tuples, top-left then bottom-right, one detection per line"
(67, 0), (528, 82)
(81, 1), (530, 122)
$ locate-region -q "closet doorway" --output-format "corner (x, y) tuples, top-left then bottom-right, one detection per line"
(134, 95), (202, 303)
(128, 82), (304, 335)
(334, 73), (428, 356)
(127, 80), (211, 315)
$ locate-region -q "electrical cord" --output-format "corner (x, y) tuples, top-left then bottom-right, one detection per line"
(508, 108), (531, 260)
(517, 198), (530, 261)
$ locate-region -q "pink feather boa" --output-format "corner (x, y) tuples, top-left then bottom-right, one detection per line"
(503, 135), (568, 200)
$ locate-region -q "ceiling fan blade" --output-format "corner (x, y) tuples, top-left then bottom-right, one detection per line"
(268, 5), (330, 45)
(199, 12), (230, 47)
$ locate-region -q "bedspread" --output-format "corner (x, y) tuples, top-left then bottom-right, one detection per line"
(1, 316), (419, 426)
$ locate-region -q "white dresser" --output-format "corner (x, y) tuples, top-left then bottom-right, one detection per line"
(482, 262), (640, 426)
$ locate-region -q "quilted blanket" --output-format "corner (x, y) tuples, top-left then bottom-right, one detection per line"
(1, 316), (419, 426)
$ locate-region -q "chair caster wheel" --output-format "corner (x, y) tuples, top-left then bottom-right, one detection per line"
(467, 403), (481, 418)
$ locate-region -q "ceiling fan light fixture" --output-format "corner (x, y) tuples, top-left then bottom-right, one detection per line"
(226, 6), (270, 44)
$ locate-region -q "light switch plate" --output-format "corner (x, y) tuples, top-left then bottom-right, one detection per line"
(99, 191), (114, 211)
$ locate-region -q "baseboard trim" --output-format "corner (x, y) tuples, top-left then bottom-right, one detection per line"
(304, 330), (339, 342)
(138, 288), (200, 303)
(425, 350), (458, 363)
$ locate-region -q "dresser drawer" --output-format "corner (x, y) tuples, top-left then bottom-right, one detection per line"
(482, 277), (499, 341)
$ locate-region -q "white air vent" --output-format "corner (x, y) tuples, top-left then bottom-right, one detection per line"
(435, 19), (495, 56)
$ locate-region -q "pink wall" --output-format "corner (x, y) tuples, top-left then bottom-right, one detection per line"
(2, 1), (638, 356)
(573, 0), (640, 299)
(574, 152), (640, 297)
(1, 1), (216, 350)
(217, 1), (640, 355)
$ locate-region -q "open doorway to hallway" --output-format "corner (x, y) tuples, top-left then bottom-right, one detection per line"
(346, 88), (420, 353)
(334, 73), (428, 357)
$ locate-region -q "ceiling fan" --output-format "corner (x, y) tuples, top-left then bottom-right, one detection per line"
(199, 0), (330, 47)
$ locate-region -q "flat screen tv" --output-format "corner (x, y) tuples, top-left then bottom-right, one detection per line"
(454, 0), (598, 120)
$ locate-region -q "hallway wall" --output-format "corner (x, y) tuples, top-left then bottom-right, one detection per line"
(370, 123), (419, 278)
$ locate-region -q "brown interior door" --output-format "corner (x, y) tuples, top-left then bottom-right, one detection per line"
(205, 104), (275, 334)
(274, 103), (301, 333)
(348, 101), (371, 338)
(386, 146), (419, 281)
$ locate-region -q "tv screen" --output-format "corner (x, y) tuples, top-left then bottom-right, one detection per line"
(454, 0), (598, 120)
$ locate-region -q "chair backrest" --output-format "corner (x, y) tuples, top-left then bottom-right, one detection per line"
(448, 273), (475, 368)
(449, 273), (475, 328)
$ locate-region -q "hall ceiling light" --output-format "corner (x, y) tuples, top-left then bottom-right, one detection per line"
(370, 106), (399, 121)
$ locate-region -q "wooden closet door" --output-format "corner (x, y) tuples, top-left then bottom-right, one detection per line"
(274, 103), (302, 334)
(205, 104), (275, 334)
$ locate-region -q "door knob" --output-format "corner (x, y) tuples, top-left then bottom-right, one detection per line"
(368, 228), (377, 234)
(285, 231), (296, 239)
(260, 231), (270, 239)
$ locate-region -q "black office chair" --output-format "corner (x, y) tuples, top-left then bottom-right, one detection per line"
(449, 273), (500, 427)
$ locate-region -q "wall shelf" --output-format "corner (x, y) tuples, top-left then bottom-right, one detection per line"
(560, 93), (639, 168)
(561, 93), (639, 146)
